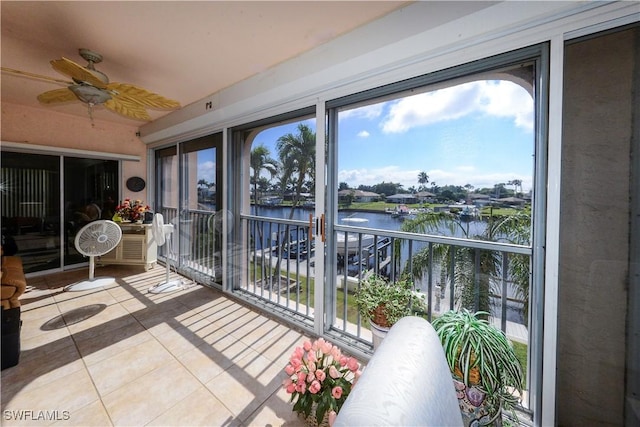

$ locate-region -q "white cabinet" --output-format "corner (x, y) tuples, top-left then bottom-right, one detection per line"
(101, 223), (157, 270)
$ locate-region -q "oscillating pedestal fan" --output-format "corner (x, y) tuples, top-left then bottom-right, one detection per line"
(65, 220), (122, 292)
(149, 213), (184, 294)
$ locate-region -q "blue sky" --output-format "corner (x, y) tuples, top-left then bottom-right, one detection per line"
(246, 79), (534, 193)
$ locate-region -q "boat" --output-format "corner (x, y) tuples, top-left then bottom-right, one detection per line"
(454, 205), (479, 222)
(345, 237), (392, 277)
(336, 232), (375, 255)
(341, 217), (369, 224)
(390, 204), (411, 218)
(282, 239), (314, 259)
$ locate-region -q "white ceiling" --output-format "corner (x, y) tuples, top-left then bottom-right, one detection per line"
(1, 1), (410, 127)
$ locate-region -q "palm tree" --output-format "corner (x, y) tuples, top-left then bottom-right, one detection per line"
(250, 145), (279, 286)
(508, 179), (523, 197)
(276, 123), (316, 219)
(250, 145), (279, 211)
(261, 124), (316, 291)
(418, 171), (429, 191)
(398, 210), (531, 316)
(464, 183), (474, 203)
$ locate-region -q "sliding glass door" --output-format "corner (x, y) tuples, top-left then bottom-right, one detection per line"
(155, 133), (223, 284)
(1, 151), (118, 273)
(1, 152), (60, 273)
(64, 157), (119, 266)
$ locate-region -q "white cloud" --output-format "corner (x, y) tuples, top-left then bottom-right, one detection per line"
(357, 130), (370, 138)
(339, 103), (384, 120)
(198, 161), (216, 184)
(380, 80), (533, 134)
(339, 166), (418, 189)
(479, 81), (533, 130)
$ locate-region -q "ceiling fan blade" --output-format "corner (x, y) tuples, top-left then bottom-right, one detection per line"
(51, 57), (107, 89)
(104, 97), (151, 121)
(1, 67), (72, 85)
(107, 83), (180, 110)
(37, 88), (78, 104)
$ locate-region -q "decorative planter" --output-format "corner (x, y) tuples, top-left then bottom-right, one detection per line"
(369, 320), (390, 350)
(371, 304), (391, 328)
(453, 379), (501, 426)
(299, 403), (330, 427)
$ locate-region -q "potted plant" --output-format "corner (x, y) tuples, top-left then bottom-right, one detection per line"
(283, 338), (361, 426)
(354, 274), (426, 348)
(431, 309), (524, 426)
(114, 198), (150, 223)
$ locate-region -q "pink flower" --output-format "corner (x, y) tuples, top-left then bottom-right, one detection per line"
(347, 357), (359, 372)
(282, 379), (295, 394)
(328, 411), (338, 426)
(296, 381), (306, 393)
(285, 364), (295, 376)
(330, 346), (342, 360)
(309, 380), (322, 394)
(297, 371), (306, 383)
(290, 357), (302, 369)
(339, 356), (348, 367)
(332, 386), (343, 399)
(306, 351), (317, 363)
(307, 361), (317, 373)
(320, 340), (333, 355)
(315, 369), (326, 382)
(329, 365), (340, 379)
(303, 340), (313, 351)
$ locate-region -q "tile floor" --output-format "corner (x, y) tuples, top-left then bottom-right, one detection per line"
(1, 265), (312, 426)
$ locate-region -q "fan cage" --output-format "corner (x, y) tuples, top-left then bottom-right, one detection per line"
(74, 220), (122, 256)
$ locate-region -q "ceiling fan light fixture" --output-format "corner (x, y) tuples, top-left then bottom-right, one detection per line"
(69, 84), (111, 105)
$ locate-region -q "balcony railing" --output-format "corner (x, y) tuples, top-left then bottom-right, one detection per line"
(238, 214), (531, 348)
(157, 207), (222, 285)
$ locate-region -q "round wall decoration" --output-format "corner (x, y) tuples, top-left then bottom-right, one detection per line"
(126, 176), (146, 192)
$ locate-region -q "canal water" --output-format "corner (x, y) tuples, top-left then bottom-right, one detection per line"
(252, 205), (488, 238)
(251, 205), (526, 324)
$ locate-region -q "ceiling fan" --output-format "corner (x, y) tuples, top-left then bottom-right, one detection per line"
(2, 48), (180, 121)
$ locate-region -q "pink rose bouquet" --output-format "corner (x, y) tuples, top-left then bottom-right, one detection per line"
(283, 338), (361, 425)
(115, 198), (150, 222)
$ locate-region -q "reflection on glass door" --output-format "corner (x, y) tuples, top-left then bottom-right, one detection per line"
(1, 152), (61, 273)
(0, 151), (119, 273)
(64, 157), (118, 266)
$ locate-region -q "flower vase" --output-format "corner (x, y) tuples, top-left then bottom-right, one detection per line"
(300, 404), (330, 427)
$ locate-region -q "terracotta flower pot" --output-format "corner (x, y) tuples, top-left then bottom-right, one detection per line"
(371, 304), (392, 328)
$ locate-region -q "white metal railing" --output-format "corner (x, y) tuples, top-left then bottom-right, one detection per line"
(238, 214), (531, 346)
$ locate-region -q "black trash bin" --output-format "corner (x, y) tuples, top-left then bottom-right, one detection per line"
(1, 307), (22, 370)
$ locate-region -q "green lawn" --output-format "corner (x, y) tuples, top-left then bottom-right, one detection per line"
(339, 200), (520, 216)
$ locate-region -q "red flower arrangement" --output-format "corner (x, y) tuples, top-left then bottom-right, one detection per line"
(115, 199), (149, 222)
(283, 338), (361, 425)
